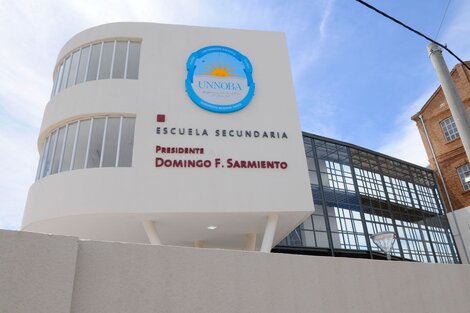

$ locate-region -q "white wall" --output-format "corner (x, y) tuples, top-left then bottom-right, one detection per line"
(448, 207), (470, 264)
(2, 230), (470, 313)
(23, 23), (314, 249)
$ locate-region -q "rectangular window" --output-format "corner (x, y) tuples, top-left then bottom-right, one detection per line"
(118, 117), (135, 167)
(102, 117), (121, 167)
(457, 164), (470, 191)
(58, 56), (71, 93)
(51, 126), (66, 174)
(86, 118), (105, 168)
(60, 122), (77, 172)
(112, 41), (128, 79)
(75, 45), (90, 84)
(73, 119), (91, 170)
(126, 42), (141, 79)
(440, 116), (460, 142)
(66, 50), (80, 88)
(86, 43), (102, 82)
(37, 136), (50, 180)
(98, 41), (114, 80)
(42, 130), (57, 178)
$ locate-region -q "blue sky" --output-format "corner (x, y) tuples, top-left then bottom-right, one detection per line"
(1, 0), (469, 230)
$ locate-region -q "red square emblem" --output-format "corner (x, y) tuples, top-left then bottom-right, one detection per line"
(156, 114), (166, 123)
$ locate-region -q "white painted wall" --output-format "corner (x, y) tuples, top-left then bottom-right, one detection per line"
(1, 230), (470, 313)
(22, 23), (314, 249)
(448, 207), (470, 264)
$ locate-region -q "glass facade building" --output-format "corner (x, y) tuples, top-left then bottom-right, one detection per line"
(275, 132), (460, 264)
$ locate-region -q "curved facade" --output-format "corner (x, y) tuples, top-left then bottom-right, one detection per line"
(23, 23), (315, 250)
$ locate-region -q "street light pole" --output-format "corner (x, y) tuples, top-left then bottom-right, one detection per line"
(427, 43), (470, 161)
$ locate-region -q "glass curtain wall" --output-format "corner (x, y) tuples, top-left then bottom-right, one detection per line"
(276, 133), (459, 264)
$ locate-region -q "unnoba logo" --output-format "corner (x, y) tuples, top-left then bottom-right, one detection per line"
(185, 46), (255, 114)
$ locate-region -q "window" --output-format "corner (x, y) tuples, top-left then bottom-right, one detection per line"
(457, 163), (470, 191)
(51, 39), (141, 97)
(35, 116), (136, 180)
(440, 116), (459, 142)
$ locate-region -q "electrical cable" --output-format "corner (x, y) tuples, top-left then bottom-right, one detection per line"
(435, 0), (451, 40)
(355, 0), (470, 70)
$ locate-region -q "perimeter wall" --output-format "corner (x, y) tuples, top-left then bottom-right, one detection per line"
(1, 229), (470, 313)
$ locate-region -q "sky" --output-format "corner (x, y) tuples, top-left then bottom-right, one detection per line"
(1, 0), (470, 230)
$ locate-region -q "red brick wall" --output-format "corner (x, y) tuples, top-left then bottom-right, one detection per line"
(412, 64), (470, 212)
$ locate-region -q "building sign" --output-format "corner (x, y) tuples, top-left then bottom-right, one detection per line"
(185, 46), (255, 113)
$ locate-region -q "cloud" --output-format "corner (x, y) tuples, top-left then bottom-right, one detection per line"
(0, 0), (209, 230)
(378, 90), (433, 167)
(0, 118), (38, 230)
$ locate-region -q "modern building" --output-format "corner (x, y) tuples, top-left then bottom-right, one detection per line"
(412, 61), (470, 263)
(276, 133), (459, 263)
(22, 22), (314, 252)
(22, 22), (459, 264)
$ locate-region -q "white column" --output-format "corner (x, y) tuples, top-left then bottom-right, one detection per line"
(260, 214), (279, 253)
(244, 233), (257, 251)
(427, 43), (470, 160)
(194, 240), (204, 248)
(142, 220), (162, 245)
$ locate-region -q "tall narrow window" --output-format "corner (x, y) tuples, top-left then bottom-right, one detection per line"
(58, 56), (71, 93)
(73, 119), (91, 170)
(66, 50), (80, 88)
(60, 122), (78, 172)
(126, 42), (141, 79)
(118, 117), (135, 167)
(102, 117), (120, 167)
(98, 41), (114, 79)
(86, 43), (102, 82)
(51, 126), (66, 174)
(75, 45), (90, 84)
(41, 130), (57, 178)
(457, 164), (470, 191)
(86, 118), (105, 168)
(440, 116), (459, 142)
(112, 41), (128, 79)
(37, 137), (50, 180)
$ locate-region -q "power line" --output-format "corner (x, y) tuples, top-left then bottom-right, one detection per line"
(435, 0), (451, 40)
(355, 0), (470, 71)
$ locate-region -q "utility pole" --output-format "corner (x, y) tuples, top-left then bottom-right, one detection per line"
(427, 43), (470, 160)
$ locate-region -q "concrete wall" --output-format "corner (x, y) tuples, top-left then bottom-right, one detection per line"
(448, 207), (470, 263)
(2, 229), (470, 313)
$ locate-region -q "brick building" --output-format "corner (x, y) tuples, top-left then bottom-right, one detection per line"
(411, 61), (470, 263)
(411, 62), (470, 211)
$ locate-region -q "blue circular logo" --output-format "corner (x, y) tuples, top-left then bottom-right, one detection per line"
(185, 46), (255, 113)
